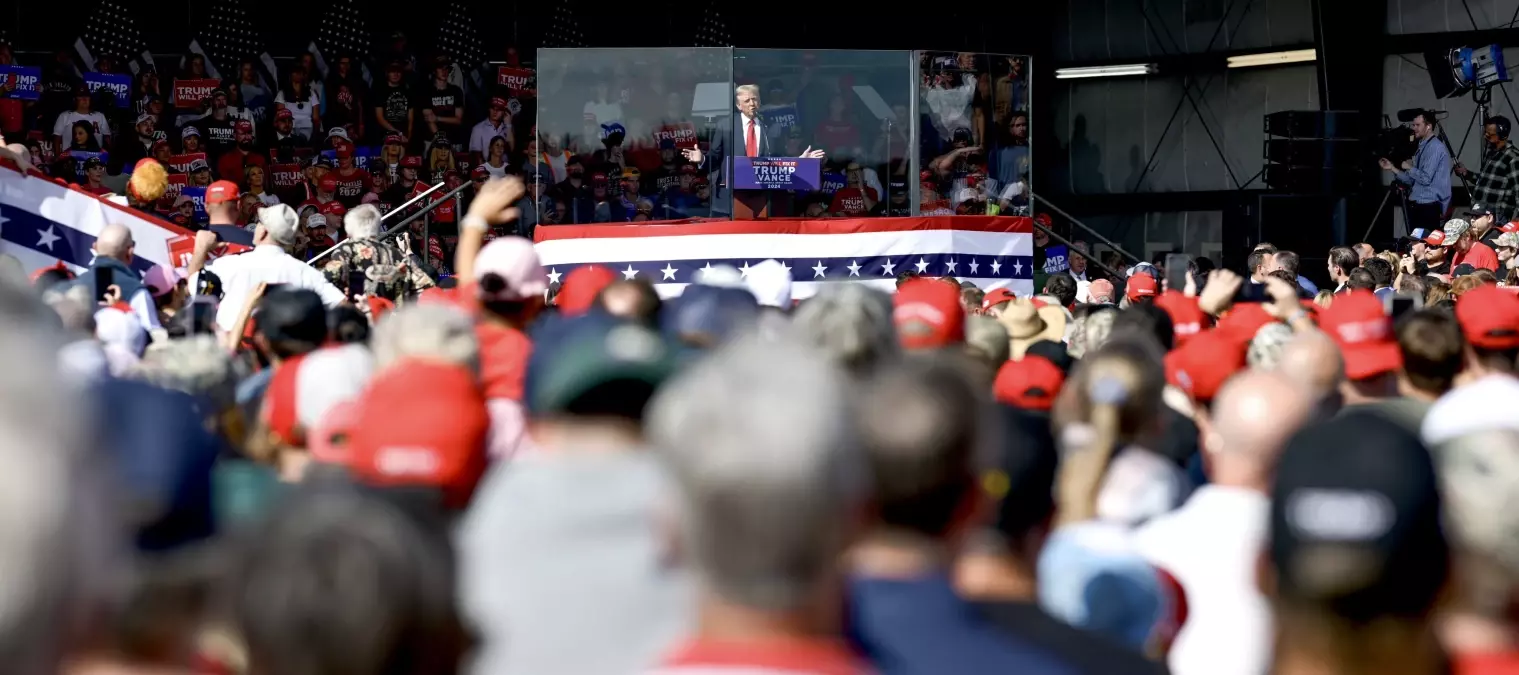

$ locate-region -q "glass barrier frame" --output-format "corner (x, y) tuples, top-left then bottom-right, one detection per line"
(530, 48), (1031, 221)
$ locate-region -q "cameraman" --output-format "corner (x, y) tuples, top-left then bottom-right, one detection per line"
(1455, 115), (1519, 222)
(1380, 110), (1451, 233)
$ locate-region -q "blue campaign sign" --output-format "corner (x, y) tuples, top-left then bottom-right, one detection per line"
(0, 65), (42, 101)
(84, 72), (133, 109)
(180, 186), (208, 221)
(732, 156), (821, 191)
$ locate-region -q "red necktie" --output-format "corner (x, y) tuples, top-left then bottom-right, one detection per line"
(745, 118), (758, 157)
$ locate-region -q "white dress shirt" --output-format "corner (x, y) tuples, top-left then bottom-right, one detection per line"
(196, 245), (346, 331)
(739, 114), (765, 157)
(1133, 485), (1272, 675)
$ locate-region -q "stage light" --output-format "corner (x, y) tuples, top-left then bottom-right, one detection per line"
(1452, 45), (1510, 91)
(1054, 64), (1157, 80)
(1227, 49), (1317, 68)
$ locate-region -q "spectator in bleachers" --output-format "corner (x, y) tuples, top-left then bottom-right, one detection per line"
(52, 85), (111, 151)
(275, 67), (321, 142)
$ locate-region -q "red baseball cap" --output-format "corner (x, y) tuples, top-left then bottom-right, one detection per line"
(1164, 329), (1247, 404)
(400, 155), (422, 168)
(205, 180), (240, 205)
(346, 360), (491, 510)
(893, 277), (966, 349)
(556, 265), (617, 316)
(384, 133), (405, 145)
(334, 141), (355, 158)
(491, 96), (508, 109)
(1154, 290), (1208, 345)
(1456, 284), (1519, 350)
(318, 175), (339, 192)
(1502, 221), (1519, 234)
(982, 287), (1018, 311)
(1319, 290), (1402, 380)
(1215, 302), (1276, 346)
(1126, 274), (1158, 300)
(1424, 229), (1447, 246)
(233, 119), (253, 134)
(471, 165), (490, 179)
(275, 107), (294, 121)
(321, 200), (347, 217)
(993, 356), (1065, 411)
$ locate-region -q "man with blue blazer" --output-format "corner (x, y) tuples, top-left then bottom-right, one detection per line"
(682, 84), (825, 219)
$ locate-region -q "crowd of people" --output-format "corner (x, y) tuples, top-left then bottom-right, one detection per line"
(0, 166), (1515, 675)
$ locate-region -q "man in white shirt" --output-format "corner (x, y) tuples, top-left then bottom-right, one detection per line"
(469, 97), (514, 155)
(1134, 370), (1316, 675)
(187, 203), (345, 331)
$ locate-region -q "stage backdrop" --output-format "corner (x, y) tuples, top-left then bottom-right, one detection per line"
(533, 216), (1035, 299)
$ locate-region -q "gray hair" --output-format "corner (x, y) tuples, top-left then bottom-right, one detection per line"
(790, 285), (899, 377)
(734, 84), (760, 99)
(647, 334), (865, 611)
(964, 315), (1010, 364)
(1436, 429), (1519, 616)
(343, 204), (384, 240)
(1246, 322), (1295, 370)
(132, 335), (240, 413)
(0, 275), (119, 675)
(371, 304), (480, 374)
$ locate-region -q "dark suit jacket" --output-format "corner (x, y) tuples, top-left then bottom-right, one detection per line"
(703, 114), (783, 208)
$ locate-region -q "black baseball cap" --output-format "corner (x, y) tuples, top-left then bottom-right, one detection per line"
(986, 404), (1058, 541)
(1465, 203), (1494, 218)
(1452, 263), (1478, 277)
(1269, 410), (1448, 621)
(1025, 339), (1074, 375)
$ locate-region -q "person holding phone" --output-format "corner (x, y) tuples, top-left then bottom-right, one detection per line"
(72, 223), (160, 330)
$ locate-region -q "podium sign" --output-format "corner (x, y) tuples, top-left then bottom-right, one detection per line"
(732, 156), (821, 191)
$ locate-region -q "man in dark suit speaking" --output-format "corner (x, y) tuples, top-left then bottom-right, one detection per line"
(683, 84), (826, 219)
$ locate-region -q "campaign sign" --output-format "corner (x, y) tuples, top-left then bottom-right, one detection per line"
(732, 157), (820, 191)
(65, 150), (109, 180)
(179, 186), (208, 221)
(319, 145), (379, 167)
(0, 65), (42, 101)
(172, 78), (220, 110)
(84, 72), (132, 108)
(496, 67), (536, 97)
(164, 173), (188, 201)
(267, 163), (304, 190)
(761, 105), (799, 133)
(652, 122), (698, 149)
(167, 152), (207, 174)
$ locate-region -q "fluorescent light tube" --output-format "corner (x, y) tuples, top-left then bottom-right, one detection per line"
(1054, 64), (1157, 79)
(1228, 49), (1317, 68)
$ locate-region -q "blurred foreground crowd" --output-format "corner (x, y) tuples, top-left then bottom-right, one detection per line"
(3, 177), (1519, 675)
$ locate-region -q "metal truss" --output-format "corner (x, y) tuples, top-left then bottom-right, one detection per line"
(1127, 0), (1258, 195)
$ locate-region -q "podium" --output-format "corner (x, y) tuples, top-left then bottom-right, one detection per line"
(731, 157), (821, 220)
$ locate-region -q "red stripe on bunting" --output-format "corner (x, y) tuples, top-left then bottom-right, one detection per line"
(532, 216), (1033, 242)
(0, 157), (197, 237)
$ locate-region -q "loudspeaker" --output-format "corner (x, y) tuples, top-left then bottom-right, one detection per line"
(1263, 165), (1362, 193)
(1222, 194), (1341, 288)
(1262, 111), (1369, 196)
(1264, 110), (1368, 140)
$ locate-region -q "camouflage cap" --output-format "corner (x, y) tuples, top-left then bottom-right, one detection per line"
(1496, 231), (1519, 249)
(1442, 218), (1471, 245)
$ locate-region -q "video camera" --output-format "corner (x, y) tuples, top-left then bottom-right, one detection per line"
(1375, 123), (1418, 166)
